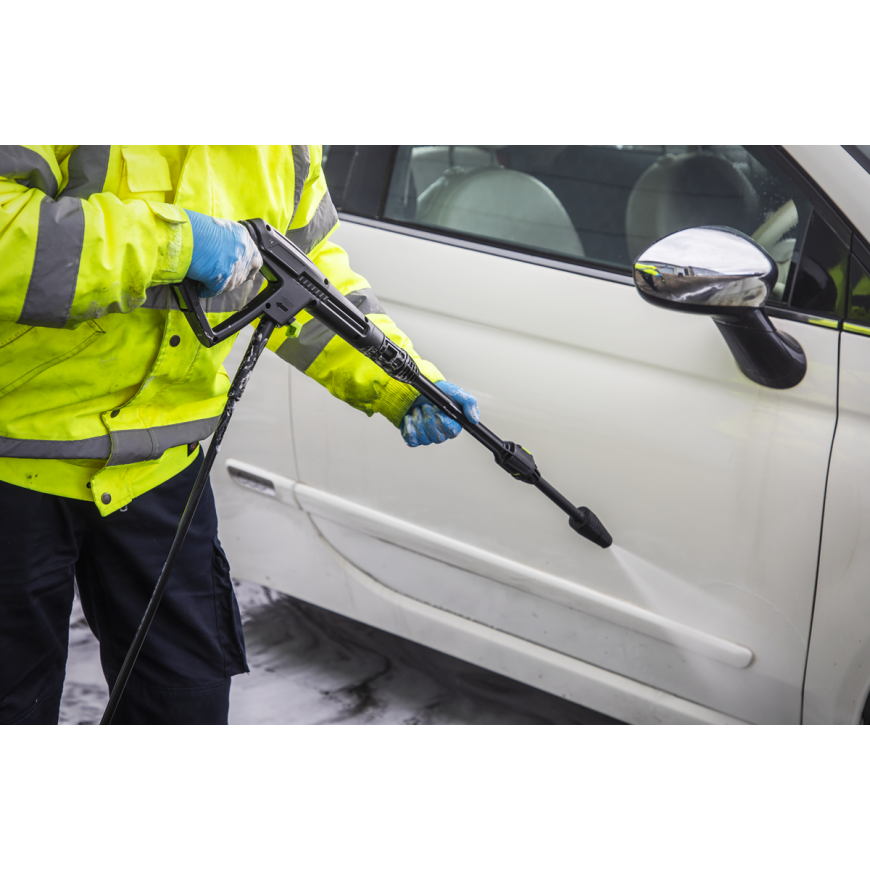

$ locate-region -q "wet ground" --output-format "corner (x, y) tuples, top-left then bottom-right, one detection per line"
(59, 579), (621, 725)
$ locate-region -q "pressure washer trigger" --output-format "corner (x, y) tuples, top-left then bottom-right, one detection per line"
(173, 271), (285, 348)
(174, 278), (217, 347)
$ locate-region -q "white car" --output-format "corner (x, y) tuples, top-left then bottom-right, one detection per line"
(212, 145), (870, 725)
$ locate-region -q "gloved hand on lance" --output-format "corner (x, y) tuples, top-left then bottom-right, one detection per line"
(184, 210), (264, 297)
(401, 381), (480, 446)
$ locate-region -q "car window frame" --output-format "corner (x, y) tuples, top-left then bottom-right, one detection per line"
(324, 145), (870, 327)
(843, 146), (870, 176)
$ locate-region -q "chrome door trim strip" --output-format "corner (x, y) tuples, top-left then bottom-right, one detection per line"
(766, 306), (840, 329)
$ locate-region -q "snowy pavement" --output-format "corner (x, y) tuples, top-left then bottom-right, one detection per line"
(59, 579), (621, 725)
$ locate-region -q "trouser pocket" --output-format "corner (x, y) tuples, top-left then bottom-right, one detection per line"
(212, 536), (248, 675)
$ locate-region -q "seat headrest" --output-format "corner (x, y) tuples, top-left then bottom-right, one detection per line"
(416, 167), (585, 259)
(625, 152), (759, 262)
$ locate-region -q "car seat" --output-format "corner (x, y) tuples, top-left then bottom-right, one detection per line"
(625, 151), (760, 263)
(542, 146), (663, 268)
(415, 165), (585, 259)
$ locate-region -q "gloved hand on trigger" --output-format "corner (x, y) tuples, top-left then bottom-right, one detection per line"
(184, 210), (264, 298)
(401, 381), (480, 447)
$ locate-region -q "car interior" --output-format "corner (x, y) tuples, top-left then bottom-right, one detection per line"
(384, 145), (806, 301)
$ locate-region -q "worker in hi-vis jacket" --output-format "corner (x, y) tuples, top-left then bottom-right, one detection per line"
(0, 146), (478, 724)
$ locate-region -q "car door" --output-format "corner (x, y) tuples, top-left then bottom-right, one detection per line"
(796, 146), (870, 724)
(290, 145), (843, 724)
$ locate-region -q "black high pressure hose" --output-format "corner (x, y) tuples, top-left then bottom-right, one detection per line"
(100, 220), (612, 723)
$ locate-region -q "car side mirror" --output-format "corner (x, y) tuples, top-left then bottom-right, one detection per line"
(633, 226), (807, 389)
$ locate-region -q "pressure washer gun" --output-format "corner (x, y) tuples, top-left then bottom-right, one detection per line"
(99, 219), (611, 723)
(180, 219), (612, 548)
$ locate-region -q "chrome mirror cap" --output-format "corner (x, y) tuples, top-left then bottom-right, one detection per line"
(632, 225), (805, 390)
(633, 226), (778, 312)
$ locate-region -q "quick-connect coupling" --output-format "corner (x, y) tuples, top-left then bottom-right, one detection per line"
(494, 442), (541, 484)
(355, 323), (420, 384)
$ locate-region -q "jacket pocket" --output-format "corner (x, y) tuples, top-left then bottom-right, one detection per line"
(120, 146), (173, 202)
(0, 320), (103, 400)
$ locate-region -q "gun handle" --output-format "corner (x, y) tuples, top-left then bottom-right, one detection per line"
(174, 276), (286, 348)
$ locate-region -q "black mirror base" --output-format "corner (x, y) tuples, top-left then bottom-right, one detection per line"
(713, 309), (807, 389)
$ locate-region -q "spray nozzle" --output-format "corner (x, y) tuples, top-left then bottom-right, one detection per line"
(569, 507), (613, 549)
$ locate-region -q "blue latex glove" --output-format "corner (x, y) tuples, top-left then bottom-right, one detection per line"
(401, 381), (480, 447)
(184, 210), (264, 298)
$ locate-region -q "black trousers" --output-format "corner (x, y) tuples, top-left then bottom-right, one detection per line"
(0, 451), (248, 725)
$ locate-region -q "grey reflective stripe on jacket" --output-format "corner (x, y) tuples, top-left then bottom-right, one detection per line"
(275, 289), (386, 372)
(106, 417), (221, 466)
(286, 192), (339, 254)
(290, 145), (311, 224)
(4, 146), (108, 328)
(61, 145), (111, 199)
(0, 416), (220, 463)
(19, 197), (85, 328)
(0, 145), (58, 197)
(0, 432), (110, 460)
(140, 275), (264, 312)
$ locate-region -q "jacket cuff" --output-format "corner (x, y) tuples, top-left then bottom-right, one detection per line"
(146, 202), (193, 283)
(378, 358), (445, 427)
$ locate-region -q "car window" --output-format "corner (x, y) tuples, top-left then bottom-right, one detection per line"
(321, 145), (353, 211)
(383, 145), (812, 305)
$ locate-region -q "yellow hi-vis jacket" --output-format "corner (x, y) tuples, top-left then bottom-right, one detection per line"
(0, 145), (443, 515)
